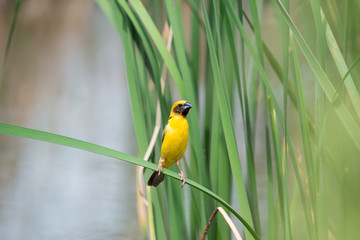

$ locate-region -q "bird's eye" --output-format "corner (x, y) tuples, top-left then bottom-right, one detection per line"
(178, 104), (183, 107)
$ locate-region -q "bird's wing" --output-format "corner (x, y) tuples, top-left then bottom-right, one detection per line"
(161, 124), (170, 143)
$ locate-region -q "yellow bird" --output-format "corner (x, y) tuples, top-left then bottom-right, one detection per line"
(147, 100), (192, 187)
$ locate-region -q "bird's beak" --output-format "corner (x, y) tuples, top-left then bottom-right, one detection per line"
(183, 102), (192, 110)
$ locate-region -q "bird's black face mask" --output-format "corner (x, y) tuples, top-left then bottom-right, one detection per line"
(181, 102), (192, 116)
(173, 102), (193, 117)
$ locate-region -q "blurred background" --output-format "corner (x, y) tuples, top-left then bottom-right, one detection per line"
(0, 1), (141, 239)
(1, 0), (360, 239)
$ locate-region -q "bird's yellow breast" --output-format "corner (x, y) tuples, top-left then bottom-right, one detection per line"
(160, 115), (189, 168)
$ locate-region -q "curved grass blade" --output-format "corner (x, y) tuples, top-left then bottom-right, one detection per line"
(0, 122), (259, 240)
(201, 207), (242, 240)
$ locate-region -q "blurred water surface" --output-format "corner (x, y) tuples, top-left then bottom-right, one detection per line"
(0, 2), (140, 239)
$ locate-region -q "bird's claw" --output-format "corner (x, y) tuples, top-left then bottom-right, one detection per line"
(178, 172), (186, 188)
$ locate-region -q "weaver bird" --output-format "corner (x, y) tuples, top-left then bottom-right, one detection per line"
(147, 100), (192, 188)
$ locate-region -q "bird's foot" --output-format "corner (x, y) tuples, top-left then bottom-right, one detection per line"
(157, 164), (163, 175)
(178, 171), (186, 188)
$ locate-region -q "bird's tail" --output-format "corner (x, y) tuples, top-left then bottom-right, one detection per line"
(147, 170), (165, 187)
